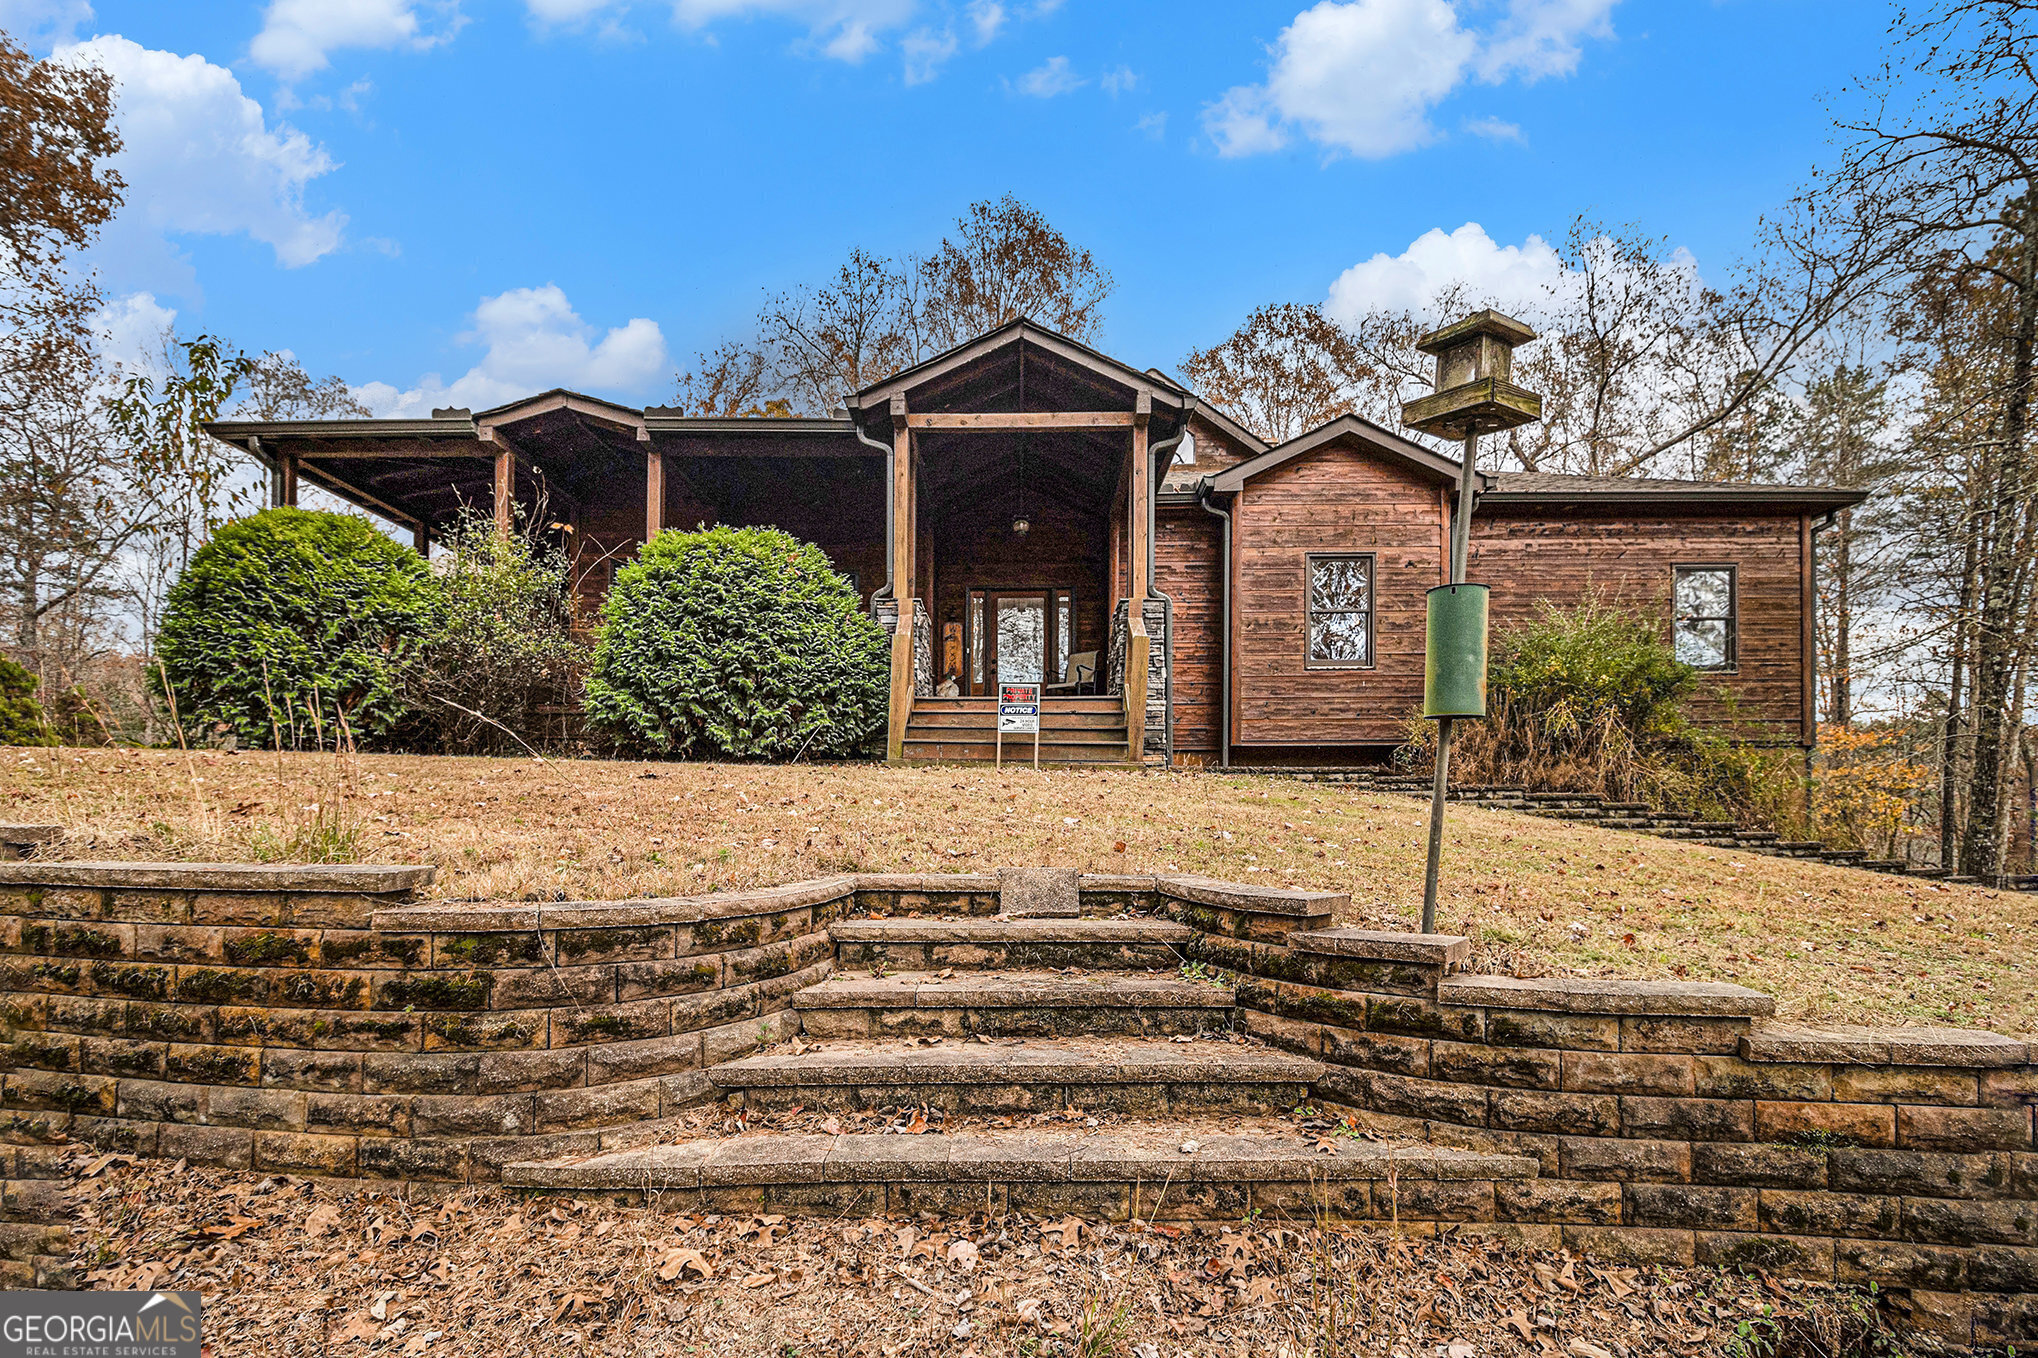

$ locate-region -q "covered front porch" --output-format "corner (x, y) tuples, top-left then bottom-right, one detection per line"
(844, 321), (1193, 765)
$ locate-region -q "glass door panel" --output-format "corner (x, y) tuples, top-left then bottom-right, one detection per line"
(993, 594), (1046, 685)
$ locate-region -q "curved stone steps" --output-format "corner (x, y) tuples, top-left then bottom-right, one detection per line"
(829, 917), (1191, 972)
(790, 969), (1236, 1039)
(711, 1035), (1321, 1114)
(503, 1126), (1538, 1222)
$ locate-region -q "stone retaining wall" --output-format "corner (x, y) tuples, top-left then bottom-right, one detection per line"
(0, 864), (848, 1185)
(2, 862), (2032, 1348)
(1105, 876), (2036, 1354)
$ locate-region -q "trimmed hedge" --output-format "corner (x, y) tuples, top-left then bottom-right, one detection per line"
(584, 525), (887, 759)
(155, 508), (434, 747)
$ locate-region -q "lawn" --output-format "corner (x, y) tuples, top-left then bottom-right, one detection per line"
(4, 746), (2031, 1037)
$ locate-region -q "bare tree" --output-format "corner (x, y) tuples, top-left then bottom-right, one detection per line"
(237, 350), (371, 421)
(669, 340), (792, 418)
(755, 247), (915, 415)
(910, 194), (1113, 354)
(1824, 0), (2038, 880)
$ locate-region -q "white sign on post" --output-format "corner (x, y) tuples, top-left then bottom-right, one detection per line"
(996, 683), (1041, 770)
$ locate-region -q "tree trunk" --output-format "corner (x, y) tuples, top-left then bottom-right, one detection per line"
(1833, 508), (1853, 725)
(1940, 541), (1977, 870)
(1961, 227), (2038, 883)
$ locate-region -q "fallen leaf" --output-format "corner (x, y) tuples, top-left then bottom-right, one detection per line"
(304, 1204), (341, 1237)
(655, 1248), (713, 1282)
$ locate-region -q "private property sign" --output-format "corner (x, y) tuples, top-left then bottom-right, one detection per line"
(996, 683), (1040, 769)
(998, 684), (1040, 733)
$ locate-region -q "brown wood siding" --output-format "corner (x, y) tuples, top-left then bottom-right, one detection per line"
(1468, 510), (1811, 744)
(1232, 442), (1447, 746)
(1156, 506), (1221, 754)
(1162, 411), (1257, 493)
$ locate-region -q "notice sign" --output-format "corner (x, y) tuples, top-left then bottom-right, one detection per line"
(997, 684), (1040, 734)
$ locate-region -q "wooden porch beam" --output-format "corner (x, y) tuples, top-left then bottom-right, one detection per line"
(280, 455), (299, 508)
(905, 411), (1137, 430)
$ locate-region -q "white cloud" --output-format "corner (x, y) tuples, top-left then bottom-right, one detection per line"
(251, 0), (463, 81)
(55, 36), (347, 271)
(901, 26), (956, 83)
(92, 290), (176, 379)
(1136, 110), (1167, 139)
(1016, 54), (1082, 97)
(0, 0), (93, 48)
(669, 0), (917, 62)
(1099, 64), (1135, 95)
(1205, 0), (1615, 159)
(1477, 0), (1616, 81)
(526, 0), (624, 20)
(1323, 222), (1567, 321)
(1465, 115), (1523, 142)
(354, 285), (668, 417)
(967, 0), (1003, 44)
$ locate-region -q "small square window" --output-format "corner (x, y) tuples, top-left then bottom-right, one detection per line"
(1307, 554), (1374, 668)
(1673, 566), (1736, 670)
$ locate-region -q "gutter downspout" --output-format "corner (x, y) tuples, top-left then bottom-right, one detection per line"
(1196, 477), (1231, 769)
(850, 410), (895, 606)
(1146, 398), (1194, 770)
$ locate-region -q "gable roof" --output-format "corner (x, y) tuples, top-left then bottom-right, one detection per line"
(1205, 413), (1469, 493)
(846, 316), (1188, 414)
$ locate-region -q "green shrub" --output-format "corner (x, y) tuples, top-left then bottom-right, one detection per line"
(399, 513), (588, 754)
(584, 525), (887, 759)
(155, 508), (434, 748)
(0, 658), (54, 746)
(1404, 599), (1808, 829)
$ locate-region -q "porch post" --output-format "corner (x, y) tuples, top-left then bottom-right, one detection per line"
(494, 448), (513, 538)
(645, 450), (665, 545)
(886, 394), (915, 761)
(1122, 396), (1151, 763)
(279, 455), (299, 508)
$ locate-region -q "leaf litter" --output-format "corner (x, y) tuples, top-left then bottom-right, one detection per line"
(36, 1147), (1913, 1356)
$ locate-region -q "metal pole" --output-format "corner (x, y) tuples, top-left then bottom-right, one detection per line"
(1421, 428), (1481, 935)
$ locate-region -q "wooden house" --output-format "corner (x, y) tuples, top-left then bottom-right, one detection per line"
(205, 319), (1866, 766)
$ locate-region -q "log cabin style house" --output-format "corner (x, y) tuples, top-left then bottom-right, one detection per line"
(205, 318), (1867, 767)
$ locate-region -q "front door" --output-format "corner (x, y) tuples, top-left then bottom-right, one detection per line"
(968, 587), (1074, 694)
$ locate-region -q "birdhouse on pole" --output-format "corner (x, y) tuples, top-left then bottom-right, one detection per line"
(1400, 310), (1543, 441)
(1399, 308), (1545, 936)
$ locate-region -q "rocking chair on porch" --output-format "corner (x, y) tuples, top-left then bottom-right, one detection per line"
(1044, 650), (1098, 696)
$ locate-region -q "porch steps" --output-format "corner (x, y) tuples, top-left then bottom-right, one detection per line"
(902, 695), (1131, 765)
(708, 1035), (1320, 1114)
(502, 1129), (1536, 1221)
(791, 969), (1234, 1039)
(830, 917), (1192, 972)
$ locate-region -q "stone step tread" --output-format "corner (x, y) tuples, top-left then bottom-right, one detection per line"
(503, 1129), (1537, 1189)
(709, 1036), (1322, 1087)
(831, 918), (1190, 944)
(792, 970), (1234, 1010)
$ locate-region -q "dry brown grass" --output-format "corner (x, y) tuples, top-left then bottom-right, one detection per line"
(4, 746), (2032, 1037)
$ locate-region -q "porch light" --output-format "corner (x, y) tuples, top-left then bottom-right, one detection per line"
(1011, 514), (1031, 537)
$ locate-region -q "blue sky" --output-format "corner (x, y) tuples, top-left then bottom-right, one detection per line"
(10, 0), (1889, 415)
